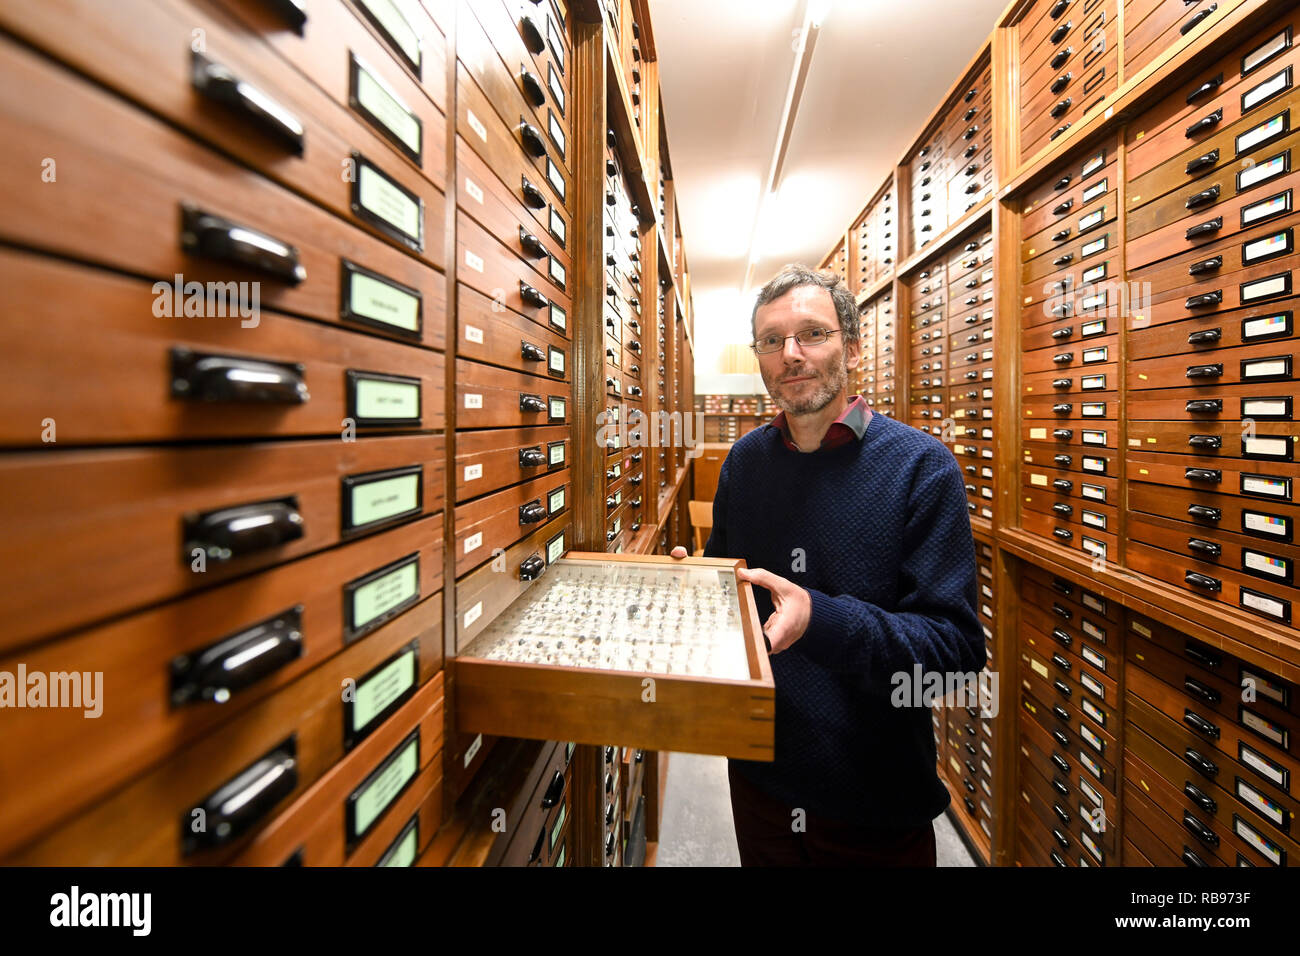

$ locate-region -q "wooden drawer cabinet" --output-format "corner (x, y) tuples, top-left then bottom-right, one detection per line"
(452, 469), (571, 577)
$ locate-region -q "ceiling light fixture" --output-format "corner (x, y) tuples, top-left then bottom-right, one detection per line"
(740, 0), (829, 295)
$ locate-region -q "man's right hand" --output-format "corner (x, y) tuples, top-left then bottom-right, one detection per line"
(669, 546), (688, 559)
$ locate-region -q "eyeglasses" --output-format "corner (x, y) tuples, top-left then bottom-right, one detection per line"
(751, 327), (841, 354)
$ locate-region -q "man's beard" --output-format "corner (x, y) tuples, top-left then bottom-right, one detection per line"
(763, 350), (848, 416)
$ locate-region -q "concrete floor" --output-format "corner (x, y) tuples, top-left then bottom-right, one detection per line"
(655, 753), (977, 867)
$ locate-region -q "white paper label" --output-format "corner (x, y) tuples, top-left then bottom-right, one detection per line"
(1243, 475), (1289, 498)
(463, 249), (484, 273)
(1244, 230), (1290, 261)
(464, 463), (482, 481)
(1244, 399), (1287, 417)
(1245, 70), (1292, 111)
(1082, 375), (1106, 390)
(1245, 550), (1289, 579)
(1083, 430), (1106, 445)
(1082, 403), (1106, 416)
(1242, 589), (1287, 620)
(1081, 236), (1108, 257)
(1083, 346), (1108, 362)
(549, 349), (565, 373)
(1243, 29), (1290, 75)
(1083, 179), (1108, 203)
(464, 733), (482, 768)
(1082, 510), (1106, 529)
(464, 531), (482, 554)
(1236, 817), (1283, 865)
(1031, 427), (1048, 440)
(1241, 152), (1287, 189)
(1082, 152), (1105, 177)
(1082, 483), (1106, 501)
(1078, 209), (1105, 232)
(463, 601), (482, 628)
(1079, 778), (1103, 808)
(1237, 114), (1287, 154)
(1244, 313), (1289, 339)
(1243, 358), (1290, 379)
(1079, 672), (1104, 697)
(464, 324), (484, 344)
(1082, 264), (1107, 283)
(463, 176), (484, 204)
(1082, 457), (1106, 473)
(1242, 706), (1288, 746)
(1243, 194), (1291, 227)
(464, 392), (482, 409)
(467, 107), (487, 142)
(1244, 511), (1288, 536)
(1031, 473), (1048, 486)
(1079, 750), (1102, 779)
(1245, 436), (1289, 457)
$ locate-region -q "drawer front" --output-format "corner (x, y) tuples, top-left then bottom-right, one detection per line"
(1022, 154), (1119, 240)
(454, 358), (571, 428)
(457, 211), (571, 319)
(7, 606), (442, 863)
(457, 284), (570, 379)
(1129, 380), (1300, 422)
(1128, 337), (1299, 387)
(0, 250), (445, 446)
(454, 425), (570, 502)
(1129, 538), (1295, 626)
(0, 35), (443, 343)
(0, 435), (444, 647)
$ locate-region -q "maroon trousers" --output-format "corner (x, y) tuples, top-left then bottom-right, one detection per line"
(728, 763), (937, 867)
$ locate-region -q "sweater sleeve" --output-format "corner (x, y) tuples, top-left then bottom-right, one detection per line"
(701, 455), (729, 558)
(795, 451), (985, 684)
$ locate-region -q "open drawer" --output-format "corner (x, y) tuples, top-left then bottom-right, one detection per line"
(455, 553), (774, 760)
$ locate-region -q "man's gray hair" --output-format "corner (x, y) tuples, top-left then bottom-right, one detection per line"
(751, 264), (859, 349)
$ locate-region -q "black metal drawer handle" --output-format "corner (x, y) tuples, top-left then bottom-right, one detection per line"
(1053, 502), (1073, 516)
(1050, 21), (1072, 44)
(1184, 747), (1218, 777)
(1185, 644), (1221, 669)
(1185, 217), (1222, 240)
(1186, 569), (1222, 592)
(519, 445), (546, 467)
(519, 393), (547, 412)
(1184, 677), (1221, 704)
(1184, 709), (1221, 738)
(518, 120), (548, 157)
(1053, 404), (1074, 415)
(1183, 811), (1219, 846)
(1181, 3), (1217, 35)
(180, 205), (305, 285)
(1185, 108), (1223, 138)
(1183, 782), (1217, 814)
(1053, 479), (1074, 492)
(1053, 352), (1074, 363)
(519, 554), (545, 581)
(520, 14), (546, 54)
(1184, 467), (1221, 483)
(519, 67), (547, 107)
(182, 737), (297, 854)
(541, 770), (565, 808)
(1050, 122), (1072, 141)
(1186, 73), (1222, 104)
(1051, 47), (1073, 70)
(1184, 399), (1222, 415)
(1053, 428), (1074, 439)
(1187, 504), (1221, 520)
(519, 499), (546, 524)
(1053, 253), (1074, 266)
(1051, 753), (1071, 773)
(520, 282), (550, 308)
(521, 176), (547, 209)
(192, 52), (305, 154)
(519, 227), (548, 258)
(1052, 326), (1074, 339)
(1187, 435), (1221, 450)
(1185, 149), (1219, 175)
(1053, 228), (1072, 241)
(1053, 527), (1074, 540)
(1186, 328), (1221, 345)
(1185, 291), (1223, 310)
(1052, 378), (1073, 389)
(1185, 363), (1222, 378)
(521, 340), (548, 363)
(1185, 185), (1220, 209)
(170, 606), (303, 706)
(183, 497), (304, 564)
(1050, 97), (1072, 119)
(1053, 455), (1073, 468)
(1051, 72), (1073, 95)
(1187, 536), (1222, 556)
(1052, 777), (1070, 797)
(170, 348), (308, 405)
(1188, 255), (1221, 276)
(1182, 846), (1209, 867)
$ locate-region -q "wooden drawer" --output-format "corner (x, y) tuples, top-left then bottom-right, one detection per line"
(456, 64), (566, 220)
(1128, 538), (1296, 626)
(1021, 562), (1122, 621)
(1131, 214), (1300, 300)
(1023, 361), (1119, 396)
(1124, 779), (1215, 865)
(231, 672), (444, 865)
(1022, 2), (1118, 112)
(1022, 686), (1120, 779)
(1021, 752), (1116, 860)
(6, 607), (441, 863)
(1022, 419), (1117, 450)
(1128, 336), (1298, 387)
(0, 519), (442, 853)
(1129, 305), (1299, 363)
(0, 250), (445, 447)
(1129, 478), (1300, 550)
(1023, 438), (1117, 478)
(1128, 88), (1300, 213)
(454, 358), (571, 428)
(1023, 34), (1119, 159)
(498, 0), (569, 112)
(497, 742), (569, 866)
(1021, 256), (1123, 323)
(0, 434), (443, 648)
(1023, 335), (1118, 375)
(456, 553), (775, 758)
(1126, 7), (1300, 177)
(1125, 756), (1238, 865)
(1125, 0), (1233, 82)
(457, 284), (570, 381)
(1023, 312), (1115, 351)
(1021, 507), (1117, 560)
(1129, 509), (1300, 595)
(1021, 699), (1120, 797)
(1128, 448), (1296, 503)
(454, 425), (570, 502)
(452, 469), (571, 577)
(0, 34), (443, 344)
(1, 0), (447, 267)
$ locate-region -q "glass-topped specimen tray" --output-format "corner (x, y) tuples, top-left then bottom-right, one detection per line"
(455, 553), (775, 760)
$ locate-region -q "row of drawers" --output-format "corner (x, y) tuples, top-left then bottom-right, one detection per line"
(851, 185), (896, 294)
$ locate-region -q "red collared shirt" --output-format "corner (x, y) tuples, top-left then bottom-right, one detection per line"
(766, 394), (872, 453)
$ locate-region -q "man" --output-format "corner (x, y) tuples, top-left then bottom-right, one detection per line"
(670, 263), (984, 866)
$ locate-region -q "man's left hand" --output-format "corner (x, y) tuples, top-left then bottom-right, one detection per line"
(734, 566), (810, 654)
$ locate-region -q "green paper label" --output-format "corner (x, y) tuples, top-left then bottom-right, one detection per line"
(355, 375), (421, 421)
(352, 735), (418, 837)
(377, 818), (418, 867)
(352, 648), (416, 735)
(348, 270), (420, 332)
(355, 60), (421, 156)
(358, 163), (422, 242)
(357, 0), (421, 69)
(351, 558), (419, 633)
(350, 472), (420, 528)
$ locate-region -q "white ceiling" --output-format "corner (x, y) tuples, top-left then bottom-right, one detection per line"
(653, 0), (1008, 361)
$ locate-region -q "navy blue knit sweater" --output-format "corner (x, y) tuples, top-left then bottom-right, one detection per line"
(705, 411), (985, 827)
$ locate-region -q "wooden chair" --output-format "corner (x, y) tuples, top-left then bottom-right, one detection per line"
(688, 500), (712, 556)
